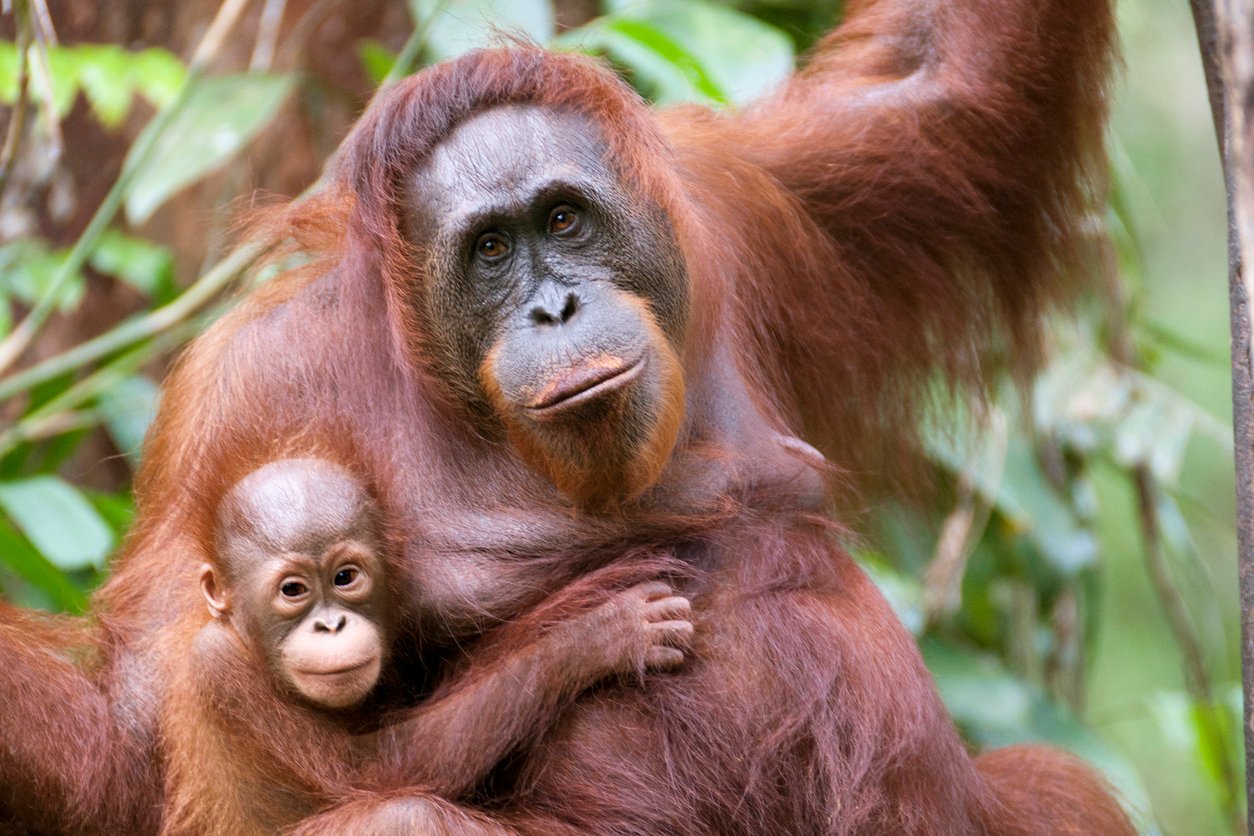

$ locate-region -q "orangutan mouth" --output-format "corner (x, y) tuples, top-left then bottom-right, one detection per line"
(526, 356), (645, 418)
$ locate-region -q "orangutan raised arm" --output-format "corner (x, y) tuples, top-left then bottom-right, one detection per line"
(660, 0), (1114, 472)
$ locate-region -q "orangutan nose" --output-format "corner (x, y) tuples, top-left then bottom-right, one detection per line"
(313, 613), (347, 634)
(529, 290), (581, 327)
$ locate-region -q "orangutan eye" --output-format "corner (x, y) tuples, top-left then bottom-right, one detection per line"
(475, 232), (510, 261)
(280, 580), (308, 599)
(548, 205), (580, 235)
(333, 567), (359, 587)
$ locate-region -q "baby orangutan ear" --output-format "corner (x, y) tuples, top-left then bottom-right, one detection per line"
(199, 563), (230, 620)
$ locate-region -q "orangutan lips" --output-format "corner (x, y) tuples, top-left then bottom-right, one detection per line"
(525, 356), (645, 417)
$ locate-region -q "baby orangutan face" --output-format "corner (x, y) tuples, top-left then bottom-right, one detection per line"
(201, 459), (389, 710)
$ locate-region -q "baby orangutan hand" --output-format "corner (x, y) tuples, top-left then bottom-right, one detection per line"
(561, 580), (695, 679)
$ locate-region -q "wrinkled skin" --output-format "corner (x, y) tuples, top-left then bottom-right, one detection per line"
(406, 107), (689, 508)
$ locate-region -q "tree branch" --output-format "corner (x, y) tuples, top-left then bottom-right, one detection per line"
(0, 0), (33, 200)
(1191, 0), (1254, 823)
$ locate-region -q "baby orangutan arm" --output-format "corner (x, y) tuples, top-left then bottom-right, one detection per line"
(370, 573), (693, 797)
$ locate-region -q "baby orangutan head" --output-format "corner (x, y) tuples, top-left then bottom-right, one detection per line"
(201, 458), (389, 710)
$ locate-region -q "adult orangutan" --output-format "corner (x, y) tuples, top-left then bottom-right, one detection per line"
(0, 0), (1133, 833)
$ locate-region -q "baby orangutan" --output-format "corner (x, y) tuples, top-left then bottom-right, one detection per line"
(160, 458), (694, 836)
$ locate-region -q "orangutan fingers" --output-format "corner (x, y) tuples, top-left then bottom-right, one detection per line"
(646, 619), (695, 652)
(631, 580), (676, 602)
(643, 646), (687, 671)
(644, 594), (692, 623)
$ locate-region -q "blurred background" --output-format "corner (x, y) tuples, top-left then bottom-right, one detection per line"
(0, 1), (1236, 832)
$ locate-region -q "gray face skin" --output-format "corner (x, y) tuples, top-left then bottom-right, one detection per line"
(403, 105), (690, 506)
(202, 459), (389, 710)
(406, 104), (692, 418)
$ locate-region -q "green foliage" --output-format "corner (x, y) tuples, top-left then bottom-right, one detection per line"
(122, 73), (296, 224)
(0, 43), (184, 126)
(0, 513), (89, 611)
(0, 475), (112, 571)
(0, 229), (175, 341)
(90, 230), (177, 302)
(410, 0), (555, 61)
(97, 375), (159, 464)
(0, 239), (86, 319)
(1149, 687), (1245, 821)
(922, 639), (1154, 815)
(557, 0), (794, 105)
(358, 39), (400, 85)
(0, 39), (290, 609)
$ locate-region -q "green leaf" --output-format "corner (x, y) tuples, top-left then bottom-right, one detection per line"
(923, 639), (1153, 825)
(0, 516), (88, 612)
(1143, 320), (1228, 367)
(85, 489), (136, 537)
(75, 44), (134, 128)
(998, 439), (1098, 575)
(863, 559), (925, 636)
(89, 229), (175, 298)
(603, 0), (794, 104)
(98, 375), (160, 464)
(924, 418), (1096, 575)
(0, 476), (114, 571)
(123, 73), (296, 225)
(0, 42), (184, 124)
(557, 19), (717, 104)
(127, 47), (187, 109)
(1152, 490), (1195, 559)
(40, 46), (85, 119)
(358, 39), (398, 85)
(924, 639), (1036, 731)
(1113, 397), (1195, 486)
(1031, 346), (1230, 480)
(605, 18), (726, 102)
(1147, 688), (1244, 818)
(0, 42), (18, 102)
(0, 240), (86, 312)
(410, 0), (555, 63)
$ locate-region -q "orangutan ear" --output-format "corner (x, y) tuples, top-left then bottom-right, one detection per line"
(199, 563), (231, 620)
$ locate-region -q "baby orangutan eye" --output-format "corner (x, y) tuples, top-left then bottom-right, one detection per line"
(333, 567), (359, 587)
(280, 580), (308, 599)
